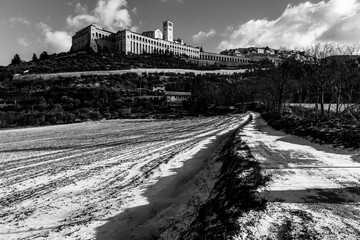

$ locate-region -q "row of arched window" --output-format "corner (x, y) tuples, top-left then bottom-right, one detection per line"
(127, 36), (198, 54)
(92, 32), (115, 42)
(128, 41), (199, 57)
(200, 54), (248, 63)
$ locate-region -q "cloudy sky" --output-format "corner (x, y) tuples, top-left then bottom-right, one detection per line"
(1, 0), (360, 66)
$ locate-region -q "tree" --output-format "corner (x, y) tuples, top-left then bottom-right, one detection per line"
(260, 60), (298, 114)
(39, 51), (49, 60)
(11, 54), (21, 65)
(32, 53), (38, 62)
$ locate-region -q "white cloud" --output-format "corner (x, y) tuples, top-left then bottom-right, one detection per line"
(17, 37), (30, 47)
(192, 29), (216, 44)
(37, 22), (72, 53)
(66, 14), (98, 30)
(66, 0), (132, 32)
(218, 0), (360, 50)
(130, 25), (139, 32)
(75, 3), (88, 14)
(35, 0), (136, 54)
(7, 16), (30, 27)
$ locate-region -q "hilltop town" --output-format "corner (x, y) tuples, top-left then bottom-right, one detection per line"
(221, 46), (314, 63)
(70, 19), (314, 68)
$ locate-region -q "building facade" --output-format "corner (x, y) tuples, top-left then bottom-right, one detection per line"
(165, 91), (191, 107)
(71, 25), (116, 53)
(142, 29), (163, 40)
(71, 20), (200, 58)
(71, 20), (250, 64)
(199, 51), (250, 65)
(163, 20), (173, 42)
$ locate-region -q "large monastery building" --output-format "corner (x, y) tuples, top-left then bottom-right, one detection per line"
(71, 20), (250, 65)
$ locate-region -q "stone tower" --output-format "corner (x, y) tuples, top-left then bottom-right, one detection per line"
(163, 20), (173, 42)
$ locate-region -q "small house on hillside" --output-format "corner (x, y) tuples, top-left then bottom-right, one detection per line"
(165, 91), (191, 106)
(152, 84), (165, 93)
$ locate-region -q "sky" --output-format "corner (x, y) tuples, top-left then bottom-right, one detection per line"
(1, 0), (360, 66)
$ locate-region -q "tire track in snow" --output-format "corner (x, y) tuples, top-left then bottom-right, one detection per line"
(0, 115), (245, 240)
(234, 113), (360, 240)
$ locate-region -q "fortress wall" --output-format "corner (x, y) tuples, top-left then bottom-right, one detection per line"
(71, 27), (91, 52)
(89, 26), (115, 52)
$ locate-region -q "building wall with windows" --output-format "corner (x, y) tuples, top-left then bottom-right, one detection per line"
(113, 29), (200, 58)
(71, 21), (249, 65)
(71, 25), (115, 53)
(163, 20), (173, 42)
(72, 22), (200, 58)
(142, 29), (163, 40)
(199, 52), (250, 65)
(165, 91), (191, 106)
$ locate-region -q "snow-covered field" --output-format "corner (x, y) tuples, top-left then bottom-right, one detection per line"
(0, 115), (245, 240)
(235, 113), (360, 239)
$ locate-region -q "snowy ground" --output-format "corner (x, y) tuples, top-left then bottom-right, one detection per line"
(235, 113), (360, 239)
(0, 115), (246, 240)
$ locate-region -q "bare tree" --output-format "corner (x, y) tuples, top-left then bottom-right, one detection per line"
(259, 60), (299, 114)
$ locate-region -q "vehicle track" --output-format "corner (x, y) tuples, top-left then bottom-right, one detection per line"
(234, 113), (360, 240)
(0, 115), (244, 239)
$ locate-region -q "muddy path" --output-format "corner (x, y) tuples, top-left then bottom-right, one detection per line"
(234, 113), (360, 239)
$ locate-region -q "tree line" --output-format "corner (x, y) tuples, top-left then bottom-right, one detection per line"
(256, 43), (360, 118)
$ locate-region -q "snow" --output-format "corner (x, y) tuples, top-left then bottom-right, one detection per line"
(0, 114), (248, 240)
(234, 112), (360, 239)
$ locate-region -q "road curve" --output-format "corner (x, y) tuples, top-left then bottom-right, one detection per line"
(14, 68), (249, 81)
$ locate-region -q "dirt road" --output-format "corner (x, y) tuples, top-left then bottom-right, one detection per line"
(14, 68), (248, 81)
(235, 113), (360, 239)
(0, 115), (246, 240)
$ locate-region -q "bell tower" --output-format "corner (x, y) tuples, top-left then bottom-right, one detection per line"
(163, 20), (173, 42)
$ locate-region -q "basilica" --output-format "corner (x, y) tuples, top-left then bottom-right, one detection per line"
(71, 20), (250, 65)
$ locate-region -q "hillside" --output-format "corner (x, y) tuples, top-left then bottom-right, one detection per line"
(0, 69), (259, 128)
(4, 52), (230, 77)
